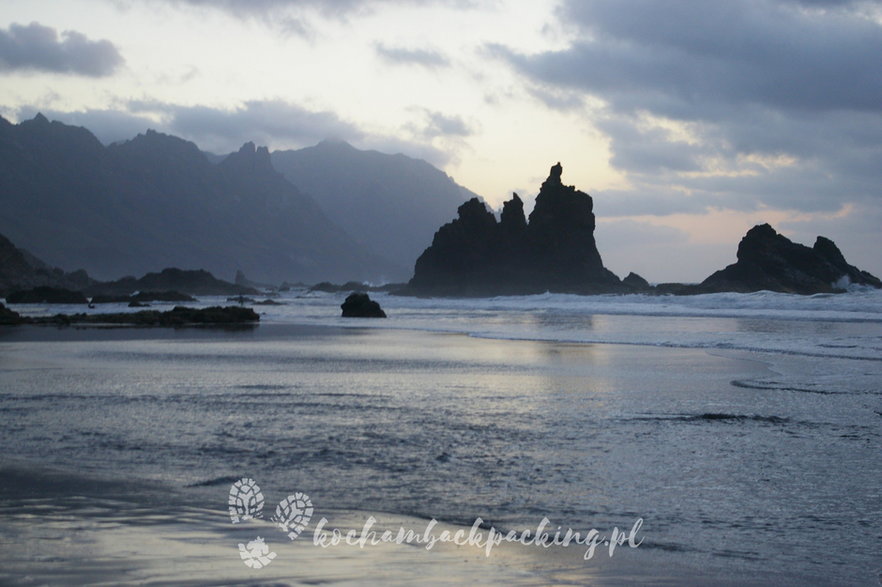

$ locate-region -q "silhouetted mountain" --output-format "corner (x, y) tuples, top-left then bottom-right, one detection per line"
(407, 163), (622, 295)
(271, 140), (475, 280)
(700, 224), (881, 294)
(86, 267), (257, 297)
(0, 232), (93, 296)
(0, 115), (396, 284)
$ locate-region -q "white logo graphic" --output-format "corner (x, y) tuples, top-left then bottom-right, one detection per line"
(273, 492), (314, 541)
(228, 477), (264, 524)
(228, 478), (312, 568)
(238, 536), (277, 569)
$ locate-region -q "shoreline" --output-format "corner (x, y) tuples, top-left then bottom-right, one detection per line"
(1, 320), (878, 584)
(0, 463), (807, 586)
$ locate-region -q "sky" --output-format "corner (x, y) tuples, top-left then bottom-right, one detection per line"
(1, 0), (880, 282)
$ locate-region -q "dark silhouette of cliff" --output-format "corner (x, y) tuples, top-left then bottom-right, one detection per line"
(0, 232), (93, 296)
(407, 163), (621, 295)
(699, 224), (881, 294)
(0, 115), (396, 284)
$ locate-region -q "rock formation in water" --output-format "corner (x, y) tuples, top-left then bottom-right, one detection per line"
(24, 305), (260, 326)
(340, 292), (387, 318)
(700, 224), (881, 294)
(0, 303), (24, 325)
(407, 163), (621, 295)
(622, 272), (652, 291)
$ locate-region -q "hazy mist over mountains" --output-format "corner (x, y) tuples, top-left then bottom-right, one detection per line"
(0, 114), (471, 284)
(272, 141), (475, 273)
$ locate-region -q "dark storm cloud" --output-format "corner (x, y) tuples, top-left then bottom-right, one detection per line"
(532, 1), (882, 115)
(0, 22), (123, 76)
(375, 43), (449, 68)
(493, 0), (882, 217)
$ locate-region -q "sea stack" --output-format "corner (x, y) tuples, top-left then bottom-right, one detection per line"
(407, 163), (621, 296)
(699, 224), (881, 294)
(341, 292), (387, 318)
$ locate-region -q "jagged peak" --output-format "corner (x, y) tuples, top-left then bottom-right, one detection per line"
(126, 128), (198, 149)
(220, 141), (275, 176)
(316, 138), (355, 149)
(813, 235), (847, 266)
(538, 161), (568, 195)
(500, 193), (527, 230)
(457, 197), (492, 218)
(745, 223), (777, 237)
(33, 112), (49, 124)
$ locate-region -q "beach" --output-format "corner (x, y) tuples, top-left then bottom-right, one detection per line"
(1, 291), (881, 584)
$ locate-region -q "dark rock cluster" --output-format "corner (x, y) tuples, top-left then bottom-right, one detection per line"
(88, 268), (256, 297)
(0, 305), (259, 326)
(700, 224), (881, 294)
(408, 163), (622, 295)
(341, 292), (386, 318)
(0, 303), (23, 325)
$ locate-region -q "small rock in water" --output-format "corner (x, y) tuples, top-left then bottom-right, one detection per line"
(340, 292), (386, 318)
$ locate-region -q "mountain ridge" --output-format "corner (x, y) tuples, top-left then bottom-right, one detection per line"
(271, 140), (476, 278)
(0, 114), (400, 283)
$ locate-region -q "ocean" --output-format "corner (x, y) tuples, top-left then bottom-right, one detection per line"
(1, 288), (880, 585)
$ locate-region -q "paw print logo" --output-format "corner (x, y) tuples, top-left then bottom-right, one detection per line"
(228, 478), (314, 568)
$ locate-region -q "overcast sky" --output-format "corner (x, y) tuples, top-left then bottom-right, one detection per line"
(1, 0), (880, 281)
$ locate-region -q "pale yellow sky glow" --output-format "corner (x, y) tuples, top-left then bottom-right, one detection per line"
(2, 0), (880, 282)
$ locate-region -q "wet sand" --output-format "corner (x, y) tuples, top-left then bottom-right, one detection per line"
(0, 465), (795, 586)
(0, 323), (870, 585)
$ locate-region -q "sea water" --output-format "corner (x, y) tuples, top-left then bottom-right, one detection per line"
(1, 288), (880, 583)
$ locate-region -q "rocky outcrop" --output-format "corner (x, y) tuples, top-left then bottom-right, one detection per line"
(87, 268), (256, 297)
(0, 303), (24, 325)
(622, 272), (652, 291)
(91, 290), (197, 304)
(700, 224), (881, 294)
(29, 305), (259, 326)
(407, 163), (621, 295)
(341, 292), (386, 318)
(0, 232), (94, 296)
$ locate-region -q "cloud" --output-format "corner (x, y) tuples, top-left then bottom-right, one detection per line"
(132, 0), (472, 35)
(420, 110), (472, 138)
(375, 43), (449, 68)
(492, 0), (882, 219)
(20, 100), (455, 166)
(128, 99), (364, 151)
(360, 135), (451, 167)
(0, 22), (123, 76)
